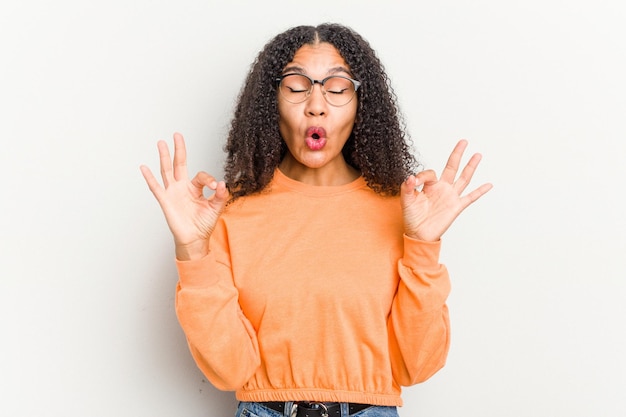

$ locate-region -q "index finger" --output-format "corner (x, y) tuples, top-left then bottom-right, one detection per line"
(440, 139), (468, 184)
(140, 164), (164, 200)
(172, 132), (189, 181)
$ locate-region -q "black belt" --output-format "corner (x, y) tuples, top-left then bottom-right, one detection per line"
(261, 401), (371, 417)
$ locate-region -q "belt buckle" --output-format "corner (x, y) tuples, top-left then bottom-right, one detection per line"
(294, 402), (329, 417)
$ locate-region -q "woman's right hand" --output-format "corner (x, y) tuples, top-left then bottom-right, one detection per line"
(140, 132), (230, 261)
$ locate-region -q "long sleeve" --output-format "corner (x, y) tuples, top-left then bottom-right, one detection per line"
(175, 221), (261, 391)
(388, 236), (451, 386)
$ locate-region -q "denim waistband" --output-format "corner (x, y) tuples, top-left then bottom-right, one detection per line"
(236, 401), (399, 417)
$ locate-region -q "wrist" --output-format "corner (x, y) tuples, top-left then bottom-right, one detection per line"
(404, 232), (440, 242)
(175, 240), (210, 261)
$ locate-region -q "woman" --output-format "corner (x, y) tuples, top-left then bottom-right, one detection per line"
(141, 23), (491, 417)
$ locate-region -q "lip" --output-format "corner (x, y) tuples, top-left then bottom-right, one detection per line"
(305, 126), (327, 151)
(306, 126), (327, 139)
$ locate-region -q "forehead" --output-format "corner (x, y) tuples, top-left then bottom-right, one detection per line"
(284, 42), (350, 74)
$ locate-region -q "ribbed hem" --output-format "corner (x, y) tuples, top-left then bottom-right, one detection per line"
(402, 236), (442, 270)
(236, 388), (403, 407)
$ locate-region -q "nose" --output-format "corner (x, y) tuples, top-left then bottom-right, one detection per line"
(304, 83), (327, 116)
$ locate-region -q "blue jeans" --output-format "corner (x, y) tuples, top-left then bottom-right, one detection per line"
(235, 402), (399, 417)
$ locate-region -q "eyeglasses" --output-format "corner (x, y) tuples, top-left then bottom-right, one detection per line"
(276, 74), (361, 107)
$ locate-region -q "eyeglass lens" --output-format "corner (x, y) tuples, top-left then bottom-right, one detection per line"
(279, 74), (357, 106)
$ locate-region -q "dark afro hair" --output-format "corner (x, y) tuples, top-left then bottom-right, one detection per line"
(223, 23), (419, 201)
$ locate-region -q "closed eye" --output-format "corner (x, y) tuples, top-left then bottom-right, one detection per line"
(326, 88), (349, 95)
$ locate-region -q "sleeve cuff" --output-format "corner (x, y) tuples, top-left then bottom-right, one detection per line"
(402, 235), (442, 269)
(175, 253), (220, 288)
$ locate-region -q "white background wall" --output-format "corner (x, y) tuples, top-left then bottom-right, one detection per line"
(1, 0), (624, 416)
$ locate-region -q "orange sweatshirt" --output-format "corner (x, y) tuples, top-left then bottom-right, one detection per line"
(175, 169), (451, 406)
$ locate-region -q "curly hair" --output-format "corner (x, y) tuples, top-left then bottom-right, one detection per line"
(223, 23), (419, 201)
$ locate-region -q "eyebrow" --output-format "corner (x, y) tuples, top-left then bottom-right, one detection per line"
(281, 65), (352, 77)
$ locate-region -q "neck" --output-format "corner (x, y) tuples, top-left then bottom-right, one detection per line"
(278, 156), (360, 186)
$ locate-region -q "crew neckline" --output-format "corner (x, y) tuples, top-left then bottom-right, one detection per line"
(273, 167), (367, 196)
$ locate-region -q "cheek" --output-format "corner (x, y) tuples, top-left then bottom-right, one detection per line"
(277, 100), (289, 122)
(277, 96), (297, 118)
(277, 113), (295, 144)
(338, 107), (357, 131)
(342, 100), (358, 119)
(277, 103), (300, 134)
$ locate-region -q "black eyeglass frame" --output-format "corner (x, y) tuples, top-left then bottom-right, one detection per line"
(275, 73), (362, 106)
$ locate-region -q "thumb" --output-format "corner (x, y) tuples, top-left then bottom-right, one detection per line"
(191, 172), (230, 207)
(401, 174), (422, 195)
(400, 175), (420, 209)
(211, 180), (230, 206)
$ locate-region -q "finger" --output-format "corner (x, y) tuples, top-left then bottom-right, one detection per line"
(212, 180), (231, 206)
(192, 172), (231, 207)
(453, 152), (482, 194)
(157, 140), (173, 187)
(415, 169), (438, 188)
(172, 132), (189, 181)
(139, 165), (164, 200)
(460, 182), (493, 209)
(400, 175), (419, 207)
(440, 139), (468, 184)
(401, 175), (417, 195)
(191, 171), (219, 192)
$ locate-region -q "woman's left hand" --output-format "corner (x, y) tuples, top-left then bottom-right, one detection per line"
(400, 140), (493, 242)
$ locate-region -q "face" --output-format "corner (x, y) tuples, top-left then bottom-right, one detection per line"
(277, 42), (358, 184)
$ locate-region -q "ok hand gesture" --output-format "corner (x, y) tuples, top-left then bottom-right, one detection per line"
(140, 133), (230, 260)
(400, 140), (492, 242)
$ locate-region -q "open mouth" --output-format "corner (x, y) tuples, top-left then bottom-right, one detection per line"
(306, 126), (326, 139)
(305, 126), (327, 150)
